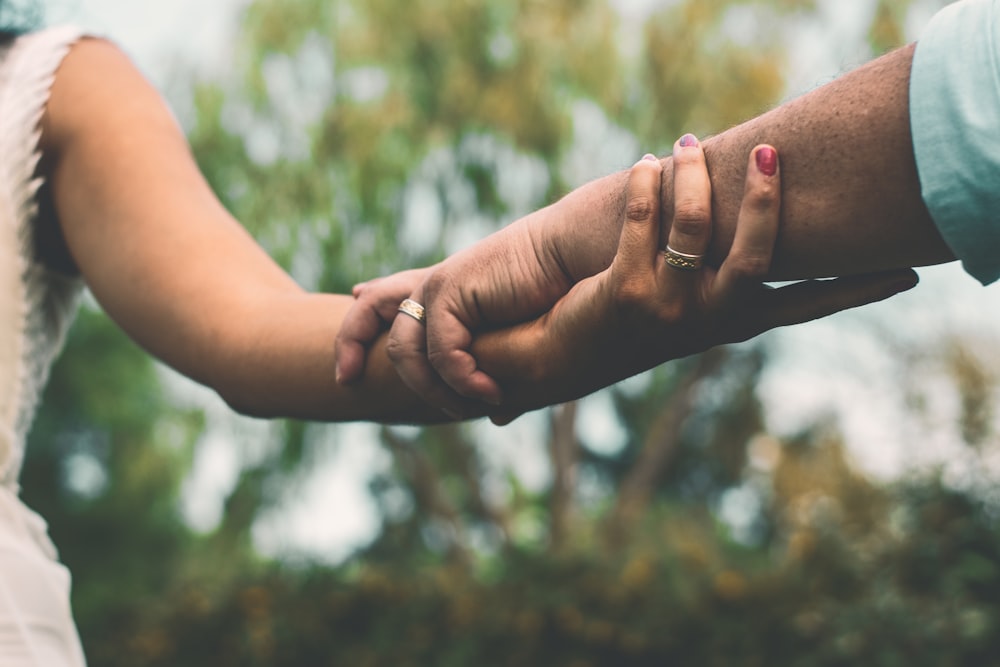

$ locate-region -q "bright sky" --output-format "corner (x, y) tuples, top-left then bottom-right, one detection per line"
(47, 0), (244, 81)
(42, 0), (1000, 562)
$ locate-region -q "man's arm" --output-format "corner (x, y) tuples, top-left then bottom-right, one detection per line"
(341, 39), (960, 411)
(550, 43), (953, 283)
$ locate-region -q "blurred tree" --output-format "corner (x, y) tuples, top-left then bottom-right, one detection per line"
(25, 0), (983, 665)
(23, 307), (206, 644)
(182, 0), (821, 569)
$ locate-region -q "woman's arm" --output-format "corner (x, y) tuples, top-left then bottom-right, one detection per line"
(41, 39), (447, 422)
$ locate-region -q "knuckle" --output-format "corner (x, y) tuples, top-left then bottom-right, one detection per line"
(385, 335), (412, 365)
(611, 277), (650, 311)
(385, 339), (403, 364)
(728, 253), (771, 279)
(612, 278), (692, 327)
(625, 196), (656, 223)
(424, 266), (457, 297)
(671, 202), (709, 235)
(744, 180), (780, 213)
(654, 300), (687, 326)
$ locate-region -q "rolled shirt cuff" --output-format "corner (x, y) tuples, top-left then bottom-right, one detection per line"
(910, 0), (1000, 285)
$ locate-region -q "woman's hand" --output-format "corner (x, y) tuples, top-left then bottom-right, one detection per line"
(334, 266), (437, 383)
(387, 138), (918, 421)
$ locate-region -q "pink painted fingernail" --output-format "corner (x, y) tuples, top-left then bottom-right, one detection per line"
(679, 133), (699, 148)
(642, 153), (658, 162)
(755, 146), (778, 176)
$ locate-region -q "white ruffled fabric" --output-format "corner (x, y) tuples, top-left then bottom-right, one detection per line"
(0, 25), (89, 667)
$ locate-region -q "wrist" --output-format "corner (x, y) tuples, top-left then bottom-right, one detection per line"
(546, 171), (632, 281)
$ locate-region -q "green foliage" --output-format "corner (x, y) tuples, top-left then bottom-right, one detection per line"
(24, 306), (204, 628)
(69, 477), (1000, 667)
(24, 0), (992, 665)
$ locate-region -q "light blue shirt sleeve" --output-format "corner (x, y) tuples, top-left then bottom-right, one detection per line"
(910, 0), (1000, 285)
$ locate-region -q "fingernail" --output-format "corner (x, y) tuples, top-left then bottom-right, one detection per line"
(755, 146), (778, 177)
(679, 133), (699, 148)
(335, 364), (343, 384)
(642, 153), (658, 162)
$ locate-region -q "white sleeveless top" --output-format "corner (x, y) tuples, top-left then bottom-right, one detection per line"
(0, 26), (89, 667)
(0, 25), (86, 490)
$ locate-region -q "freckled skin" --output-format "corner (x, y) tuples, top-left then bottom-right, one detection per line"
(553, 44), (952, 283)
(701, 43), (944, 279)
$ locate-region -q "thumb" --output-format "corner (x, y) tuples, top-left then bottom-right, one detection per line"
(614, 154), (663, 284)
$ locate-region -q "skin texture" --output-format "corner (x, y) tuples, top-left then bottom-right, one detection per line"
(550, 43), (952, 283)
(378, 145), (917, 420)
(39, 39), (909, 423)
(470, 144), (918, 420)
(345, 43), (953, 415)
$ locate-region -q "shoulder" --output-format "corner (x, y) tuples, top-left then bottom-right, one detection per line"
(0, 26), (94, 140)
(39, 34), (160, 160)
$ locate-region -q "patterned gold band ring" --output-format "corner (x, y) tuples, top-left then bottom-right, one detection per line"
(398, 298), (427, 325)
(664, 245), (704, 271)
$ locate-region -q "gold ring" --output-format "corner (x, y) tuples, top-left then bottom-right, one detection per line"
(398, 298), (426, 325)
(664, 245), (704, 271)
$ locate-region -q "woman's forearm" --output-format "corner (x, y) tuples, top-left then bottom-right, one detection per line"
(210, 293), (447, 422)
(550, 43), (954, 282)
(43, 39), (462, 426)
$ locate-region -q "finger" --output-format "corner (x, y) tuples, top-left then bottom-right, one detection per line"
(421, 271), (504, 406)
(336, 291), (403, 384)
(667, 134), (711, 254)
(337, 271), (431, 384)
(387, 287), (476, 420)
(662, 134), (712, 299)
(713, 145), (781, 303)
(424, 304), (504, 406)
(732, 269), (919, 342)
(612, 154), (664, 284)
(335, 298), (388, 384)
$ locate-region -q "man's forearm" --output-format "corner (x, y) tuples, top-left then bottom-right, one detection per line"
(551, 43), (954, 282)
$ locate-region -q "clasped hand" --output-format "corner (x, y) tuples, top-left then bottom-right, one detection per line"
(335, 138), (917, 422)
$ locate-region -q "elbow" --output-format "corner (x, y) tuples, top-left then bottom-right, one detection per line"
(214, 378), (284, 420)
